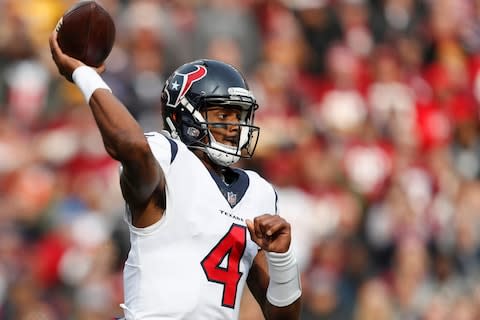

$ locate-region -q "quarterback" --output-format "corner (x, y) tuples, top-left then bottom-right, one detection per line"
(49, 28), (302, 320)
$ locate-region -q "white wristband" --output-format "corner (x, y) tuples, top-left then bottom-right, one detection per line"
(265, 247), (302, 307)
(72, 66), (112, 103)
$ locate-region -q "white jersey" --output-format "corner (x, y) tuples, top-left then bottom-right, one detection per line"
(120, 132), (278, 320)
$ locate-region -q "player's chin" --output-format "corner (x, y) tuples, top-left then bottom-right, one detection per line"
(223, 136), (240, 146)
(222, 141), (237, 147)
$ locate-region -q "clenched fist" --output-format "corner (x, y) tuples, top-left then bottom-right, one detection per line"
(246, 214), (291, 253)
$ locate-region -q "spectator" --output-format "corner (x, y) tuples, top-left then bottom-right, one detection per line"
(2, 0), (480, 319)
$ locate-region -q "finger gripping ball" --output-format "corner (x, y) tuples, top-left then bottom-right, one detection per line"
(56, 1), (115, 67)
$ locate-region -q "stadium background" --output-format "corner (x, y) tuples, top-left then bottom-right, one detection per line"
(2, 0), (480, 319)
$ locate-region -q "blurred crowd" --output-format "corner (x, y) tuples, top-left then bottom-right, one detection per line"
(2, 0), (480, 319)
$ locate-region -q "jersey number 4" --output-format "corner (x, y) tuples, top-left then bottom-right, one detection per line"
(201, 224), (247, 309)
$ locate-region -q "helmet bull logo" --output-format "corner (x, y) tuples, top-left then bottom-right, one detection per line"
(165, 65), (207, 108)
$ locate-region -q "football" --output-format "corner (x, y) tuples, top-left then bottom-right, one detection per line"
(56, 1), (115, 67)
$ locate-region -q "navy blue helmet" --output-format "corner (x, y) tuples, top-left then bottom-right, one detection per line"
(161, 59), (260, 166)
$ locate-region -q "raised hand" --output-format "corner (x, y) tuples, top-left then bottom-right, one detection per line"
(246, 214), (292, 253)
(49, 30), (104, 82)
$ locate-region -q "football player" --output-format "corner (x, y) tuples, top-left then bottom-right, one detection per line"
(50, 29), (302, 320)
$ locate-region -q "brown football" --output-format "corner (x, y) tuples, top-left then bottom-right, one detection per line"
(56, 1), (115, 67)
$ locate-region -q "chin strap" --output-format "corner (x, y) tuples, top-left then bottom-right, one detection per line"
(165, 117), (179, 139)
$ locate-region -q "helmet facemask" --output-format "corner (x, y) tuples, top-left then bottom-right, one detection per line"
(166, 96), (260, 167)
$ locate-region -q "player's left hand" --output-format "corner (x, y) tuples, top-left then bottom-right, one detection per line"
(246, 214), (291, 253)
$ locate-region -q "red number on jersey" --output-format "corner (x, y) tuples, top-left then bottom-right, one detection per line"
(201, 224), (247, 308)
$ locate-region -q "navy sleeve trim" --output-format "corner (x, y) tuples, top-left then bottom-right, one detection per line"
(274, 189), (278, 214)
(167, 138), (178, 164)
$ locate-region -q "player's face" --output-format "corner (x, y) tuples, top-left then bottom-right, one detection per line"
(203, 106), (243, 147)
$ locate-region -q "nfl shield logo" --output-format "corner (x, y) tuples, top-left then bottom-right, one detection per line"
(227, 192), (237, 206)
